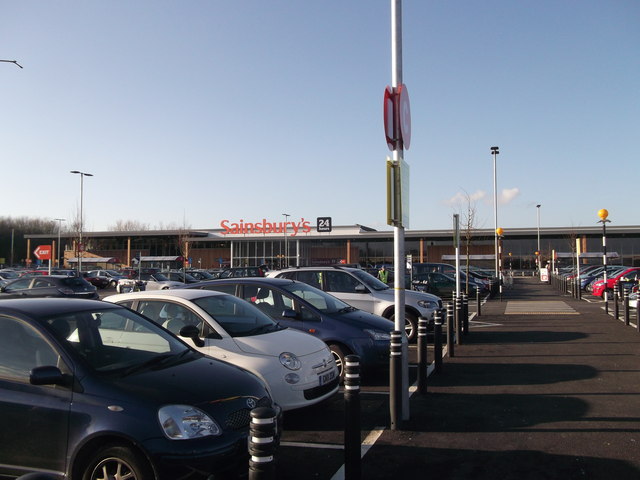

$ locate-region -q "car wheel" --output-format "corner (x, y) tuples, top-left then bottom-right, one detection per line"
(110, 280), (117, 288)
(389, 312), (417, 342)
(82, 444), (153, 480)
(329, 344), (347, 381)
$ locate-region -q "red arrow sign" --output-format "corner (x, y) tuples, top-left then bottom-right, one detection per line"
(33, 245), (52, 260)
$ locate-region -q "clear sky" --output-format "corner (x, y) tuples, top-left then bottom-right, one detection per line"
(1, 1), (638, 233)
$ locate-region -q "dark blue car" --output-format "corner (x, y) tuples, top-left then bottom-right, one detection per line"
(0, 298), (277, 480)
(178, 277), (393, 379)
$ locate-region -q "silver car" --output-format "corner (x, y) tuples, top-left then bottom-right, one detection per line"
(268, 266), (442, 341)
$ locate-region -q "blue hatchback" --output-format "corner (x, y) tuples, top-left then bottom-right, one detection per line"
(179, 278), (393, 379)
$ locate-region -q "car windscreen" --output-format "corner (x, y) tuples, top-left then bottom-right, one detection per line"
(282, 281), (354, 314)
(43, 307), (192, 373)
(192, 294), (280, 337)
(350, 269), (389, 291)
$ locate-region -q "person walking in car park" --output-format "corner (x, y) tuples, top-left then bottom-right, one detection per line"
(378, 266), (389, 284)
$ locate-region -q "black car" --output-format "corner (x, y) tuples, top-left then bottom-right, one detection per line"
(163, 271), (201, 284)
(179, 277), (393, 378)
(0, 298), (277, 479)
(0, 275), (99, 300)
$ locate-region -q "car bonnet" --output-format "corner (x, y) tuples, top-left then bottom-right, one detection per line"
(232, 327), (327, 357)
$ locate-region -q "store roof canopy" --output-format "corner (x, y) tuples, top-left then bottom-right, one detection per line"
(68, 257), (118, 264)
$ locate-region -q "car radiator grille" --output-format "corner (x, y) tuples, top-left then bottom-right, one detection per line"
(225, 396), (272, 430)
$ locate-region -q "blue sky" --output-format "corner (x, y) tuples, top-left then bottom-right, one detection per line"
(1, 1), (638, 233)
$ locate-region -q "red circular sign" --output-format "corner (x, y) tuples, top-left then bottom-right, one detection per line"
(398, 84), (411, 149)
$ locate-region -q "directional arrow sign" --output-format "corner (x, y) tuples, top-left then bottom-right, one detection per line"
(33, 245), (52, 260)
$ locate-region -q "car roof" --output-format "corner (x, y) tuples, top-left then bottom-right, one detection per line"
(0, 298), (119, 318)
(182, 277), (296, 288)
(104, 288), (227, 303)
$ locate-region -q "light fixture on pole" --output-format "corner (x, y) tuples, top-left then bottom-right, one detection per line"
(491, 146), (500, 280)
(70, 170), (93, 274)
(597, 209), (610, 314)
(536, 204), (541, 270)
(54, 218), (65, 268)
(282, 213), (290, 269)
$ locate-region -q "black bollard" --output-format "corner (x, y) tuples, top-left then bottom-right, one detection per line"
(624, 287), (630, 326)
(389, 330), (403, 430)
(446, 302), (455, 357)
(433, 310), (443, 373)
(462, 293), (469, 335)
(455, 295), (463, 345)
(417, 317), (428, 394)
(614, 284), (619, 320)
(248, 407), (278, 480)
(344, 355), (361, 480)
(476, 287), (482, 317)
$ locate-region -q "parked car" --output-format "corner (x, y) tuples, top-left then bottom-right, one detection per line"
(0, 298), (278, 479)
(591, 267), (640, 298)
(86, 269), (127, 288)
(219, 266), (268, 278)
(186, 269), (219, 281)
(267, 266), (442, 342)
(0, 275), (98, 300)
(104, 289), (339, 411)
(0, 269), (20, 282)
(117, 272), (182, 292)
(412, 271), (481, 299)
(179, 277), (394, 378)
(82, 271), (110, 289)
(162, 271), (201, 284)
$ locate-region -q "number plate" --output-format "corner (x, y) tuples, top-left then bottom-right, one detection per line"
(318, 369), (336, 386)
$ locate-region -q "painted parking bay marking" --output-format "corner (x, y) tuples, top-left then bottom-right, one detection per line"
(505, 301), (578, 315)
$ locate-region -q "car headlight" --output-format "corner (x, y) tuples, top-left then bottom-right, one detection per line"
(158, 405), (221, 440)
(417, 300), (438, 309)
(364, 329), (391, 341)
(279, 352), (301, 370)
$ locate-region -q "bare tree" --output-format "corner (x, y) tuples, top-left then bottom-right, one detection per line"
(461, 191), (478, 294)
(108, 220), (150, 231)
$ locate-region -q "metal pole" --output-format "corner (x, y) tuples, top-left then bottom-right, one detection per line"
(602, 220), (608, 314)
(282, 213), (290, 268)
(390, 0), (408, 423)
(70, 171), (93, 274)
(491, 146), (500, 280)
(536, 204), (541, 270)
(55, 218), (65, 268)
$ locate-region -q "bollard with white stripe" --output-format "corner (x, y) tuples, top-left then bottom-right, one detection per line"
(389, 330), (403, 430)
(248, 407), (278, 480)
(614, 284), (619, 320)
(433, 309), (443, 373)
(462, 293), (469, 335)
(344, 354), (361, 480)
(446, 302), (455, 358)
(417, 317), (428, 394)
(624, 286), (630, 326)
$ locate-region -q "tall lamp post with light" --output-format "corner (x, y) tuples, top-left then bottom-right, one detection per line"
(282, 213), (290, 269)
(70, 171), (93, 274)
(54, 218), (65, 268)
(536, 204), (541, 271)
(598, 209), (611, 314)
(491, 146), (500, 281)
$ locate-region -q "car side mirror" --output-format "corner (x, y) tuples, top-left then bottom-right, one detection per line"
(179, 324), (205, 347)
(281, 309), (298, 319)
(355, 284), (367, 293)
(30, 366), (68, 386)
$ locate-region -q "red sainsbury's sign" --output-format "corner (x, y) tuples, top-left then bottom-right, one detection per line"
(220, 218), (312, 236)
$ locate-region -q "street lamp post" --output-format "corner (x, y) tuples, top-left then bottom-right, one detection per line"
(598, 209), (611, 314)
(282, 213), (290, 269)
(55, 218), (65, 268)
(70, 171), (93, 274)
(491, 146), (500, 280)
(536, 204), (541, 270)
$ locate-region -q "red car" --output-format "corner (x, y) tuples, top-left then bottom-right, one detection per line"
(591, 267), (640, 298)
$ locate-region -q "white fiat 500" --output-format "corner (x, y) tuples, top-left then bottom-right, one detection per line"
(104, 289), (339, 411)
